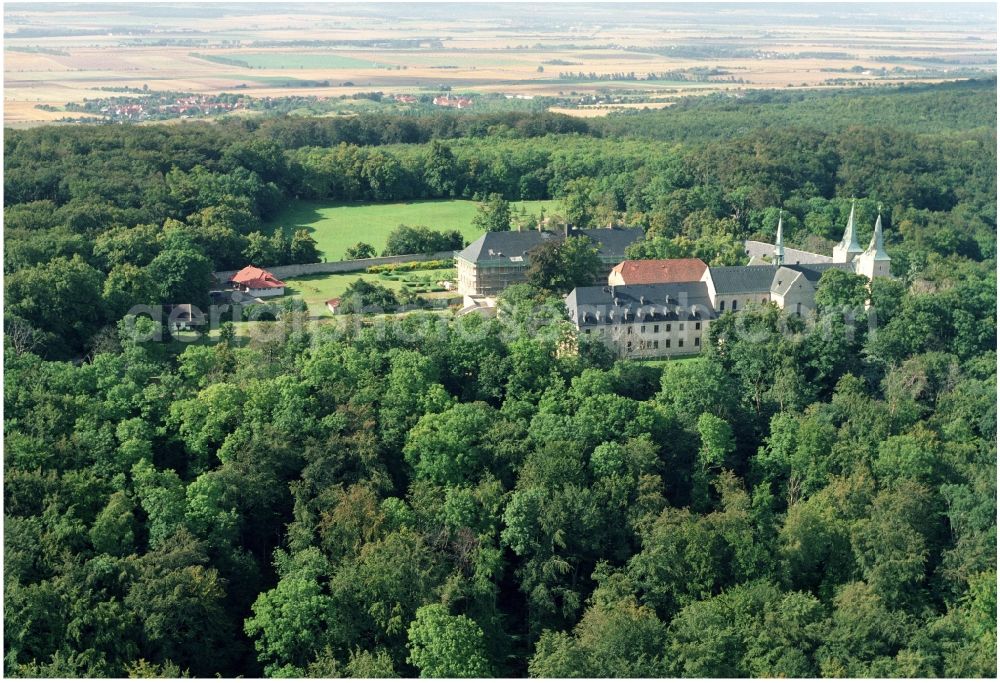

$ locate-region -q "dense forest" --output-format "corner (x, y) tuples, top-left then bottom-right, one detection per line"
(3, 80), (997, 677)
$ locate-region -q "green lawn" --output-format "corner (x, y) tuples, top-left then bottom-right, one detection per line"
(636, 354), (703, 368)
(265, 199), (558, 261)
(272, 268), (458, 317)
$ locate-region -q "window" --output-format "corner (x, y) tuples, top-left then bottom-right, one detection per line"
(679, 323), (685, 332)
(695, 322), (701, 330)
(653, 324), (659, 333)
(665, 323), (672, 332)
(665, 339), (671, 348)
(653, 340), (659, 349)
(584, 328), (591, 334)
(732, 299), (738, 310)
(678, 339), (684, 348)
(627, 326), (633, 335)
(762, 298), (767, 304)
(720, 300), (725, 311)
(796, 302), (802, 316)
(626, 341), (632, 350)
(640, 325), (646, 333)
(695, 337), (701, 347)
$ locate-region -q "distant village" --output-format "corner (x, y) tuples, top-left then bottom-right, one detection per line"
(49, 91), (253, 122)
(43, 90), (490, 123)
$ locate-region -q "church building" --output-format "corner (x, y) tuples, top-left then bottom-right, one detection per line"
(565, 205), (891, 358)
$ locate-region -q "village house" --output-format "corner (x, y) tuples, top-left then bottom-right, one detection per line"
(228, 265), (286, 298)
(433, 95), (473, 108)
(566, 206), (891, 359)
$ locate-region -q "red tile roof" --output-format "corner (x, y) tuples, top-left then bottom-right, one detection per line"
(229, 265), (286, 289)
(610, 258), (708, 285)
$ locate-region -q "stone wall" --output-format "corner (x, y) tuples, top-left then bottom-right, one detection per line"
(213, 250), (456, 284)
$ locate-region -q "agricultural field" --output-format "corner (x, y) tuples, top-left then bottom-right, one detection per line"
(265, 198), (557, 260)
(4, 3), (994, 126)
(197, 52), (391, 70)
(271, 267), (458, 317)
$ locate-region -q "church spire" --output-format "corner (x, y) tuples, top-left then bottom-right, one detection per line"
(865, 210), (889, 260)
(856, 206), (891, 279)
(774, 211), (784, 266)
(833, 199), (862, 263)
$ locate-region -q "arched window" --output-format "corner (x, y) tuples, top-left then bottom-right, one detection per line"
(732, 299), (738, 311)
(719, 300), (725, 312)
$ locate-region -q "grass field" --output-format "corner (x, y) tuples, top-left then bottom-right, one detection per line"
(265, 199), (558, 260)
(272, 267), (458, 316)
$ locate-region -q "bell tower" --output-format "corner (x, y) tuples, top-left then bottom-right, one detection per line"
(833, 199), (863, 263)
(856, 211), (891, 280)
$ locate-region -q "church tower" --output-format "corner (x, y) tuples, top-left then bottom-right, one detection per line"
(833, 199), (863, 263)
(774, 211), (784, 266)
(855, 211), (891, 279)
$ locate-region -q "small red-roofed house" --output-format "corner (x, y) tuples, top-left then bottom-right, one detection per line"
(326, 298), (341, 314)
(229, 265), (286, 297)
(608, 258), (709, 287)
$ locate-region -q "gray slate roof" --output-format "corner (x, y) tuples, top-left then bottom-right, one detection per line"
(566, 282), (717, 326)
(791, 262), (855, 283)
(708, 265), (784, 294)
(770, 268), (808, 297)
(710, 262), (853, 294)
(455, 230), (559, 263)
(744, 240), (832, 265)
(456, 227), (644, 264)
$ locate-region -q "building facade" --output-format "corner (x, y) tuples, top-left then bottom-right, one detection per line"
(565, 210), (891, 359)
(455, 227), (643, 297)
(566, 282), (717, 359)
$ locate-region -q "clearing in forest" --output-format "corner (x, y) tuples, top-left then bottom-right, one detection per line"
(265, 198), (557, 260)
